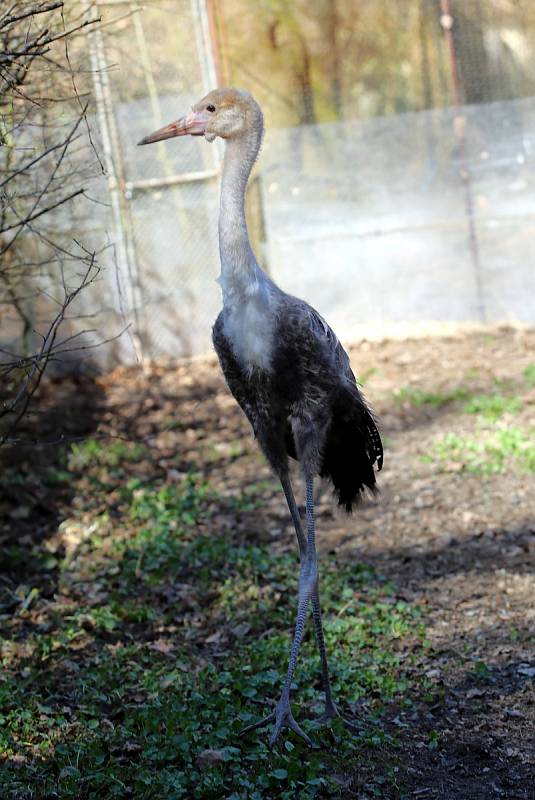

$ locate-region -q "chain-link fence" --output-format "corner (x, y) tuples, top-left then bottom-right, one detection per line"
(74, 0), (535, 364)
(77, 0), (222, 364)
(261, 96), (535, 341)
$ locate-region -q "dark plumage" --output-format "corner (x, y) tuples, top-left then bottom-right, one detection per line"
(213, 298), (382, 512)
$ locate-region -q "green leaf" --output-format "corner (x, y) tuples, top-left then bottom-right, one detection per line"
(284, 740), (294, 752)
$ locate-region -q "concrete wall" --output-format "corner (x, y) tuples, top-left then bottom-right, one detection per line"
(261, 97), (535, 344)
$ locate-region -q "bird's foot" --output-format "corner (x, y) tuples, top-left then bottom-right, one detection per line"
(316, 698), (360, 733)
(239, 696), (314, 747)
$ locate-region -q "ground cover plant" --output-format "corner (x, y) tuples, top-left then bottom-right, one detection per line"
(0, 468), (426, 798)
(1, 328), (534, 798)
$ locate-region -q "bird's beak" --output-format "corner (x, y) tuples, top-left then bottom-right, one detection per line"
(137, 109), (211, 145)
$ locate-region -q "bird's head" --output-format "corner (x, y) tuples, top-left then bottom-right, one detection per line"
(138, 88), (262, 146)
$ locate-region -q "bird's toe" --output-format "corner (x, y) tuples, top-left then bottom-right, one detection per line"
(238, 709), (275, 737)
(240, 698), (314, 747)
(268, 703), (313, 748)
(316, 700), (360, 733)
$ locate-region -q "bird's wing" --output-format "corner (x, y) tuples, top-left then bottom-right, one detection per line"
(281, 295), (383, 471)
(281, 294), (352, 376)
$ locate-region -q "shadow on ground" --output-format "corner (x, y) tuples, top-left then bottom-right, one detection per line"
(0, 376), (105, 607)
(1, 329), (534, 799)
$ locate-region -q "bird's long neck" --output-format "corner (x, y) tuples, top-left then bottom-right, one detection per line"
(218, 123), (265, 304)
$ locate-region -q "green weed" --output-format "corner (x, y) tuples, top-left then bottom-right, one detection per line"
(427, 426), (535, 474)
(393, 386), (469, 409)
(0, 475), (427, 799)
(358, 367), (377, 386)
(394, 384), (524, 422)
(523, 364), (535, 386)
(472, 660), (491, 680)
(463, 393), (522, 420)
(68, 438), (147, 470)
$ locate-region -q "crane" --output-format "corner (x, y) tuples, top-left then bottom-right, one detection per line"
(139, 88), (383, 747)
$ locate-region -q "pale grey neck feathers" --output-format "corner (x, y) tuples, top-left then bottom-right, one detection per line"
(217, 110), (278, 372)
(218, 119), (267, 304)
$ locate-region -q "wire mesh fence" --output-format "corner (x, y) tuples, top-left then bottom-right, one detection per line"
(69, 0), (535, 365)
(260, 96), (535, 340)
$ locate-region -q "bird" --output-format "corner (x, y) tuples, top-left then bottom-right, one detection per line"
(139, 88), (383, 747)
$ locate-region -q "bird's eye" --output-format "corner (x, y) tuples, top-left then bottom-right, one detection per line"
(206, 104), (216, 113)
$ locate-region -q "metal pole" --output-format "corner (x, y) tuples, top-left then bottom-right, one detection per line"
(205, 0), (223, 87)
(440, 0), (486, 322)
(192, 0), (224, 167)
(85, 0), (143, 362)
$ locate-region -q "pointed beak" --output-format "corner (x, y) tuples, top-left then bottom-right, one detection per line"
(137, 109), (210, 145)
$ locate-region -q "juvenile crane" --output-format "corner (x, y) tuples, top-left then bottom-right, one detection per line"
(139, 89), (383, 746)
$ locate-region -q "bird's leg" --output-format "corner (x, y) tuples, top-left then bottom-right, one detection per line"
(282, 476), (339, 719)
(280, 473), (307, 557)
(310, 590), (336, 716)
(240, 474), (318, 747)
(269, 474), (319, 745)
(303, 478), (356, 731)
(310, 588), (358, 732)
(284, 475), (358, 731)
(240, 475), (356, 745)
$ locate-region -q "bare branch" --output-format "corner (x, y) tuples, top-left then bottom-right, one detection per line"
(0, 1), (121, 444)
(0, 2), (63, 30)
(0, 187), (85, 233)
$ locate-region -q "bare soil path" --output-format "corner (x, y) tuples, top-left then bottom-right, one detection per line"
(1, 326), (534, 798)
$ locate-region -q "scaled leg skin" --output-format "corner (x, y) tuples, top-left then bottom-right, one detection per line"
(280, 473), (306, 557)
(240, 473), (317, 746)
(240, 474), (357, 745)
(280, 474), (358, 731)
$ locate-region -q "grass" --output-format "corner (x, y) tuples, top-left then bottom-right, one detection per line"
(0, 453), (428, 799)
(357, 367), (377, 387)
(425, 427), (535, 474)
(523, 364), (535, 386)
(392, 386), (470, 409)
(393, 385), (524, 419)
(68, 439), (148, 470)
(401, 371), (535, 474)
(463, 394), (522, 421)
(393, 372), (533, 421)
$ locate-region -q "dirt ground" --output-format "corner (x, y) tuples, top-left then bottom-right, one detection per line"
(1, 326), (534, 798)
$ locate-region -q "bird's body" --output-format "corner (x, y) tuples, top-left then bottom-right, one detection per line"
(139, 87), (383, 746)
(213, 288), (382, 511)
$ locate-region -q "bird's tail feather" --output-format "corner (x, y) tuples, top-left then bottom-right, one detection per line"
(320, 385), (383, 513)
